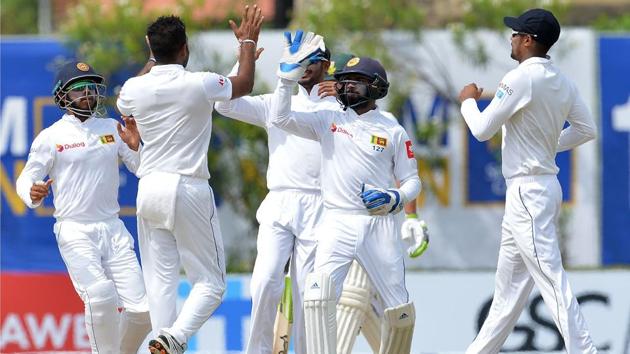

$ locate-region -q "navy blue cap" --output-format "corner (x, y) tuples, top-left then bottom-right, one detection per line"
(333, 57), (388, 83)
(52, 61), (103, 96)
(504, 8), (561, 47)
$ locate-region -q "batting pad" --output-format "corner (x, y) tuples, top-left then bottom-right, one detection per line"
(337, 262), (371, 354)
(361, 304), (382, 353)
(119, 310), (151, 354)
(304, 272), (337, 354)
(84, 280), (120, 354)
(379, 302), (415, 354)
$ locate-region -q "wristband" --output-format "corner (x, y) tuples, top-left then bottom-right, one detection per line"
(148, 57), (157, 63)
(240, 39), (256, 46)
(405, 213), (417, 219)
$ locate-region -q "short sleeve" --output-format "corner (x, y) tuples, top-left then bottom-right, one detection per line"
(393, 128), (418, 183)
(116, 82), (134, 116)
(201, 72), (233, 102)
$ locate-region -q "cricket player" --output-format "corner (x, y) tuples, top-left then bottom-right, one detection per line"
(214, 46), (339, 354)
(459, 8), (598, 354)
(116, 8), (263, 354)
(16, 61), (151, 354)
(271, 31), (421, 354)
(320, 53), (429, 354)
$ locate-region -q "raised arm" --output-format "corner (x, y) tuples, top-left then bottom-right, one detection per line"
(215, 61), (269, 129)
(459, 70), (532, 141)
(137, 36), (157, 76)
(215, 94), (270, 129)
(270, 30), (328, 140)
(270, 79), (323, 140)
(557, 86), (597, 152)
(227, 5), (264, 99)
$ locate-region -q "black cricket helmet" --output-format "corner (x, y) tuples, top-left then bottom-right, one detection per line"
(52, 61), (106, 117)
(333, 57), (389, 110)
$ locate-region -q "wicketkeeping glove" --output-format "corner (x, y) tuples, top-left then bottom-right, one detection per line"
(277, 30), (326, 81)
(401, 217), (429, 258)
(360, 183), (404, 216)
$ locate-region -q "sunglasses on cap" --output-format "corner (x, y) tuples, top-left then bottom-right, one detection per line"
(511, 31), (538, 38)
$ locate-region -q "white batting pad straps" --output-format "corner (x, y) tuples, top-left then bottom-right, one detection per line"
(84, 280), (120, 354)
(337, 262), (372, 354)
(304, 272), (337, 354)
(379, 302), (415, 354)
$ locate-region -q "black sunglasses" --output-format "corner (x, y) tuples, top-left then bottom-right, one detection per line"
(512, 31), (538, 38)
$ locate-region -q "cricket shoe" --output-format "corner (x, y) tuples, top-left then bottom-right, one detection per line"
(148, 331), (187, 354)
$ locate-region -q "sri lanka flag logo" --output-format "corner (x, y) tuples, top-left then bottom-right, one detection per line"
(100, 135), (115, 144)
(370, 135), (387, 147)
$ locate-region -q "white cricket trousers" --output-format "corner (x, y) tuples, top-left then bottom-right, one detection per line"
(138, 177), (226, 346)
(467, 175), (597, 354)
(314, 210), (409, 309)
(246, 189), (322, 354)
(54, 218), (149, 353)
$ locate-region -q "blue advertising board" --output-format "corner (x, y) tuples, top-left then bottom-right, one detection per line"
(599, 36), (630, 264)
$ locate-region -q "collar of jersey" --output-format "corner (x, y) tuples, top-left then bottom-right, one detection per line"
(150, 64), (185, 73)
(348, 106), (383, 121)
(297, 83), (323, 101)
(62, 113), (94, 124)
(519, 56), (551, 67)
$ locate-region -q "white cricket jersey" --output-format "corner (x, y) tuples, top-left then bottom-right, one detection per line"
(215, 83), (340, 192)
(461, 56), (596, 179)
(16, 114), (140, 222)
(272, 80), (421, 212)
(116, 64), (232, 179)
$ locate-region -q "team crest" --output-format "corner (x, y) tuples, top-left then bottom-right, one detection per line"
(76, 62), (90, 72)
(330, 122), (337, 132)
(99, 134), (115, 144)
(346, 57), (360, 67)
(370, 135), (387, 147)
(56, 144), (64, 152)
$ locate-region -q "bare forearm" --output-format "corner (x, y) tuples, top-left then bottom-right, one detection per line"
(137, 59), (156, 76)
(404, 200), (417, 216)
(230, 43), (256, 98)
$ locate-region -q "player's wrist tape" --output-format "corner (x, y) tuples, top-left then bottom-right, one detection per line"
(239, 39), (257, 47)
(148, 57), (157, 63)
(405, 213), (417, 219)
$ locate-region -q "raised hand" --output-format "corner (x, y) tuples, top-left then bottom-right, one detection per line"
(277, 30), (326, 81)
(30, 179), (53, 204)
(229, 4), (264, 44)
(117, 115), (141, 151)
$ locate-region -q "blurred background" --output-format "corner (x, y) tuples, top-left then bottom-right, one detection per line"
(1, 0), (629, 353)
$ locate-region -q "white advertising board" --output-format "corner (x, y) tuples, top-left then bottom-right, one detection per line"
(175, 271), (629, 353)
